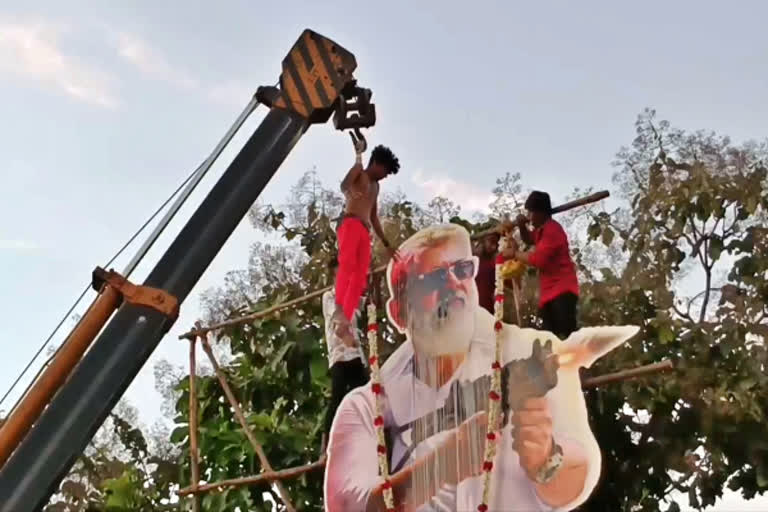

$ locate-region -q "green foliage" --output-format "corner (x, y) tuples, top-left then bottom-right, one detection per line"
(45, 404), (180, 511)
(576, 110), (768, 510)
(62, 112), (765, 511)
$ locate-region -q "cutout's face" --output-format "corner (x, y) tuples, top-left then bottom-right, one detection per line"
(403, 236), (479, 357)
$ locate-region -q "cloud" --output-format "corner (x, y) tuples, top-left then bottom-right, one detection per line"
(114, 32), (198, 90)
(207, 81), (254, 106)
(411, 169), (494, 213)
(113, 32), (251, 107)
(0, 21), (118, 108)
(0, 239), (40, 250)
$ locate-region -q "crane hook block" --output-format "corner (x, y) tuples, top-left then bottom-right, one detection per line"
(333, 81), (376, 131)
(91, 267), (179, 320)
(263, 29), (366, 126)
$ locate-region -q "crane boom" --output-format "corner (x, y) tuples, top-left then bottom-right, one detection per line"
(0, 29), (374, 511)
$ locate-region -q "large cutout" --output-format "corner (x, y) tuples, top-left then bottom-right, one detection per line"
(324, 223), (639, 511)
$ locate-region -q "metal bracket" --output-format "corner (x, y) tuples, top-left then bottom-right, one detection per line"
(92, 267), (179, 320)
(333, 80), (376, 131)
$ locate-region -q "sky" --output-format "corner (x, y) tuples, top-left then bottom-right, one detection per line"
(1, 0), (767, 509)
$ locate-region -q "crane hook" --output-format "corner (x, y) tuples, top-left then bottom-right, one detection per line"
(349, 128), (367, 154)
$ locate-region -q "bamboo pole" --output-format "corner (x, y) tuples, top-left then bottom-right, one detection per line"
(471, 190), (610, 240)
(198, 334), (296, 512)
(581, 359), (674, 389)
(180, 264), (389, 340)
(177, 458), (326, 496)
(188, 334), (200, 512)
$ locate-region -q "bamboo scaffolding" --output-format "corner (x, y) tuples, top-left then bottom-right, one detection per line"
(180, 264), (389, 340)
(177, 359), (674, 497)
(581, 359), (674, 388)
(177, 457), (326, 497)
(471, 190), (610, 240)
(180, 191), (609, 342)
(198, 332), (296, 512)
(188, 332), (201, 512)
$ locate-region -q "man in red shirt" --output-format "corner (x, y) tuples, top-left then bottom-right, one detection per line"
(505, 191), (579, 339)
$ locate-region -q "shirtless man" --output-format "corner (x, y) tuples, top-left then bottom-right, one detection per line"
(333, 143), (401, 338)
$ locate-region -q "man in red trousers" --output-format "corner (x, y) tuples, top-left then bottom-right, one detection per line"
(332, 142), (400, 340)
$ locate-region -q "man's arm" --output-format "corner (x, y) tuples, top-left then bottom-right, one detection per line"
(518, 221), (534, 246)
(341, 162), (364, 192)
(518, 224), (533, 246)
(535, 372), (601, 508)
(519, 223), (565, 269)
(370, 195), (397, 257)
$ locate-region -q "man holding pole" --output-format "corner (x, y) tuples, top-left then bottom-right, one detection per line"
(503, 191), (580, 339)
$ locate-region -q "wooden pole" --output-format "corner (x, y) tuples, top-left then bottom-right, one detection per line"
(180, 264), (389, 340)
(581, 360), (674, 389)
(198, 334), (296, 512)
(188, 334), (201, 512)
(471, 190), (610, 240)
(177, 458), (326, 496)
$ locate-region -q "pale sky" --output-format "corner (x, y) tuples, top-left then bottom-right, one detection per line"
(1, 1), (766, 509)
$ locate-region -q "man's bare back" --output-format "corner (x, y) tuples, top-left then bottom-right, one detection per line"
(341, 165), (378, 225)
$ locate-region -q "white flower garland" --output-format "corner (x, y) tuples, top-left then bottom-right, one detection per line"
(366, 300), (395, 511)
(477, 234), (508, 511)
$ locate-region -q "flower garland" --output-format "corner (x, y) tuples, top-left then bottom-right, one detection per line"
(477, 233), (508, 511)
(366, 300), (395, 511)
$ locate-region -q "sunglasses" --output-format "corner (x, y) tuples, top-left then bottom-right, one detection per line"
(408, 257), (479, 295)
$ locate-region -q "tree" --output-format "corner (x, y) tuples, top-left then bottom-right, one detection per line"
(44, 400), (181, 511)
(426, 195), (460, 223)
(575, 109), (768, 510)
(489, 171), (526, 219)
(161, 113), (767, 511)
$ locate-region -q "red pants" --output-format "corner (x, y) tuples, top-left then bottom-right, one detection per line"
(335, 217), (371, 321)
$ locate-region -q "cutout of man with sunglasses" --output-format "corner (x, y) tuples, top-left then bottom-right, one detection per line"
(324, 223), (639, 511)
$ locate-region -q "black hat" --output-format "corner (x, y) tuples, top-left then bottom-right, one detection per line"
(524, 191), (552, 214)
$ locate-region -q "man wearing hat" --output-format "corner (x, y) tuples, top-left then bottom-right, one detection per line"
(504, 191), (580, 339)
